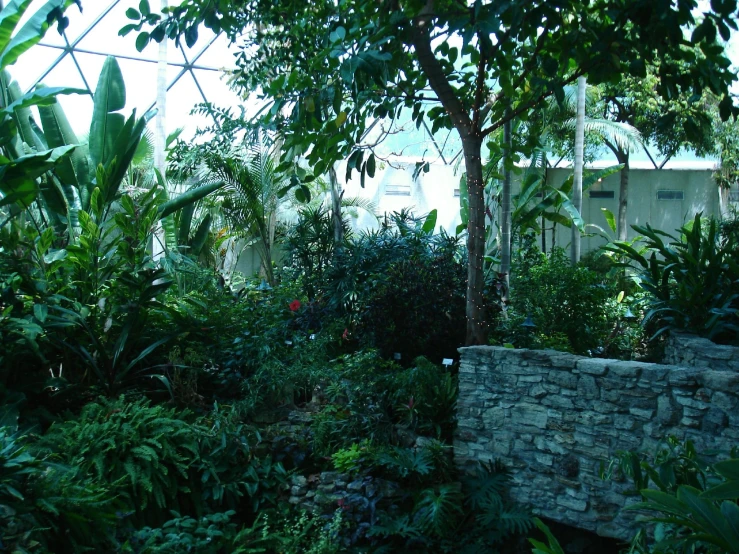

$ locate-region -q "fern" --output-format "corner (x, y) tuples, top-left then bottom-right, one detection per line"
(367, 513), (422, 540)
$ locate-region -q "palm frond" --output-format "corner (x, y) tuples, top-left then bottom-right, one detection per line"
(341, 195), (379, 219)
(560, 117), (643, 153)
(132, 128), (154, 168)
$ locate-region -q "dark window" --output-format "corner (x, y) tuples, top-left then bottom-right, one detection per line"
(657, 190), (684, 200)
(589, 191), (615, 199)
(453, 188), (460, 197)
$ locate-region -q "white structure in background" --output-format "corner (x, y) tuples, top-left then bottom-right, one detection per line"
(340, 155), (729, 255)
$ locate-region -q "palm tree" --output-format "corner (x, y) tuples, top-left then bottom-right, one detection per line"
(571, 76), (586, 264)
(198, 142), (285, 285)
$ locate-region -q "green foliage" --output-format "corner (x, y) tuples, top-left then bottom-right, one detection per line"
(369, 459), (533, 552)
(503, 239), (627, 355)
(0, 426), (118, 553)
(38, 397), (287, 528)
(285, 204), (349, 301)
(39, 397), (198, 526)
(125, 511), (277, 554)
(311, 352), (457, 457)
(612, 438), (739, 553)
(388, 358), (458, 440)
(328, 211), (466, 363)
(528, 518), (566, 554)
(331, 441), (374, 475)
(604, 213), (739, 343)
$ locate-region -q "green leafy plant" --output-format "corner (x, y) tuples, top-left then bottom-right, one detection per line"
(503, 241), (619, 354)
(605, 213), (739, 343)
(612, 438), (739, 553)
(38, 396), (198, 526)
(331, 441), (374, 475)
(125, 510), (276, 554)
(528, 517), (566, 554)
(369, 458), (533, 552)
(0, 425), (118, 552)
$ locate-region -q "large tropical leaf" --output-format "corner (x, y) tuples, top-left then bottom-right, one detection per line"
(3, 85), (87, 117)
(37, 93), (90, 203)
(560, 117), (643, 153)
(100, 108), (156, 204)
(158, 181), (225, 219)
(89, 56), (126, 171)
(0, 144), (75, 206)
(0, 0), (78, 70)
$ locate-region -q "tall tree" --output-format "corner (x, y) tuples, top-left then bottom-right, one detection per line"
(128, 0), (738, 344)
(598, 66), (717, 240)
(571, 76), (586, 264)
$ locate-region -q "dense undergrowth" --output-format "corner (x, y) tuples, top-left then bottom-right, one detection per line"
(3, 176), (739, 552)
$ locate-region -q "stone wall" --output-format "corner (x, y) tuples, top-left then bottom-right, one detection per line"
(284, 471), (401, 536)
(664, 333), (739, 372)
(454, 346), (739, 540)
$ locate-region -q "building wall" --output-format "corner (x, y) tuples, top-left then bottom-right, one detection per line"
(341, 161), (720, 253)
(454, 345), (739, 540)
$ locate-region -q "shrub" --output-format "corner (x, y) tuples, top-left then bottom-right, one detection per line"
(504, 242), (624, 355)
(38, 397), (287, 528)
(368, 459), (533, 552)
(325, 211), (467, 364)
(604, 213), (739, 344)
(0, 427), (118, 553)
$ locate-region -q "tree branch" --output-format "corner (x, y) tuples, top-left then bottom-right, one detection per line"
(411, 8), (472, 137)
(471, 31), (487, 131)
(481, 70), (583, 138)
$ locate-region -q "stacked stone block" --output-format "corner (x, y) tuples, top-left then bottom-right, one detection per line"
(664, 333), (739, 372)
(454, 346), (739, 540)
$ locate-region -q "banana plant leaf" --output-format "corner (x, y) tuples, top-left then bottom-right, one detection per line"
(89, 55), (126, 172)
(0, 0), (78, 70)
(37, 95), (90, 190)
(190, 213), (212, 256)
(0, 144), (75, 207)
(158, 181), (226, 218)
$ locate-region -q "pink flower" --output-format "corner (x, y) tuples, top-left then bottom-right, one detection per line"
(289, 300), (301, 312)
(342, 328), (349, 340)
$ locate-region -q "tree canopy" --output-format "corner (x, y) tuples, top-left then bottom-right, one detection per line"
(127, 0), (739, 344)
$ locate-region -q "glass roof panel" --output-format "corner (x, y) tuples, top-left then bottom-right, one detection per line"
(191, 68), (242, 111)
(10, 45), (64, 91)
(76, 1), (160, 60)
(190, 34), (236, 71)
(164, 73), (214, 139)
(114, 57), (159, 116)
(58, 0), (115, 45)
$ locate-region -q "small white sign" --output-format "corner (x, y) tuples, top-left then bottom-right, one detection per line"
(285, 340), (293, 346)
(442, 358), (453, 366)
(309, 334), (316, 340)
(393, 353), (402, 360)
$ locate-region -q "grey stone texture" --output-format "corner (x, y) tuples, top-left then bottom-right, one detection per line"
(284, 471), (400, 523)
(664, 332), (739, 372)
(454, 345), (739, 541)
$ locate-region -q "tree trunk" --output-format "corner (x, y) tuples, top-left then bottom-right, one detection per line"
(616, 149), (630, 241)
(328, 164), (343, 249)
(152, 0), (168, 261)
(500, 117), (512, 293)
(411, 13), (486, 345)
(571, 75), (586, 264)
(463, 135), (487, 345)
